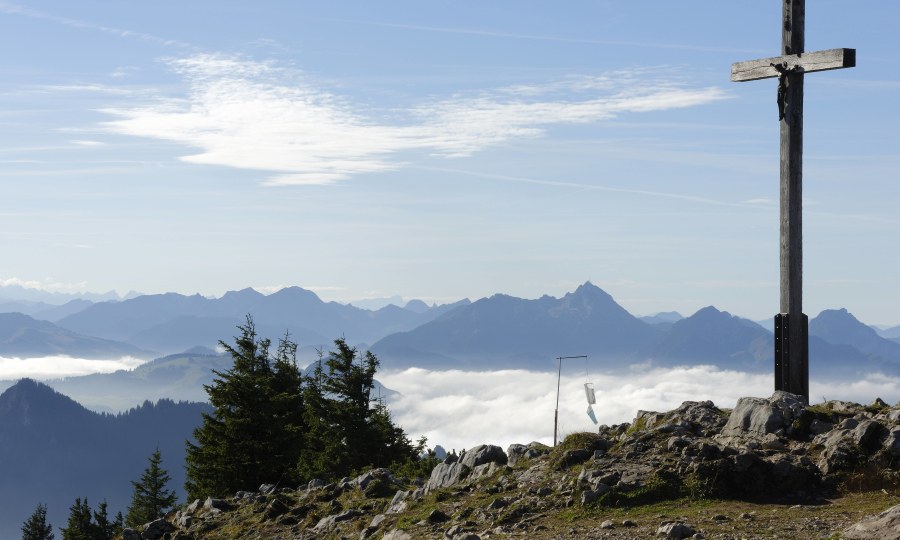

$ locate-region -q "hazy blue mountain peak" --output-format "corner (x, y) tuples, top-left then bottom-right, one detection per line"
(403, 299), (430, 313)
(269, 286), (323, 303)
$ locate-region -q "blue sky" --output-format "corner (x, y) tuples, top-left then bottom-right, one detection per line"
(1, 1), (898, 324)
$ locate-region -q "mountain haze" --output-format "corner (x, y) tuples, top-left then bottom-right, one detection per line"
(811, 308), (900, 364)
(372, 282), (662, 370)
(55, 287), (468, 355)
(0, 379), (208, 538)
(0, 312), (150, 359)
(643, 306), (771, 369)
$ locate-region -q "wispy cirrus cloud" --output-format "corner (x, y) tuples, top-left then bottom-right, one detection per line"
(0, 1), (189, 48)
(100, 54), (729, 186)
(335, 20), (764, 55)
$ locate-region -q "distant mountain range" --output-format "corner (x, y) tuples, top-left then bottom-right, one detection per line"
(0, 379), (208, 539)
(2, 281), (899, 383)
(371, 283), (662, 369)
(0, 312), (150, 359)
(370, 283), (900, 377)
(0, 283), (136, 304)
(50, 287), (469, 356)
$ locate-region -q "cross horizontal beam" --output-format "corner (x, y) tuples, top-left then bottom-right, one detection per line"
(731, 48), (855, 82)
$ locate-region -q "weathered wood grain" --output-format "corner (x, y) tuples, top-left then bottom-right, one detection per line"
(731, 48), (855, 82)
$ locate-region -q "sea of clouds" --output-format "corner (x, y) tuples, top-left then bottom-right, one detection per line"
(379, 366), (900, 453)
(0, 355), (145, 380)
(4, 358), (899, 455)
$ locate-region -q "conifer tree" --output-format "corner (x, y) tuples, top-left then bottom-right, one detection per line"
(185, 316), (304, 499)
(125, 449), (178, 528)
(59, 498), (119, 540)
(60, 498), (93, 540)
(297, 339), (418, 480)
(21, 503), (54, 540)
(92, 502), (120, 540)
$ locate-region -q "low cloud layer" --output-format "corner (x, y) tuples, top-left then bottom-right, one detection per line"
(380, 366), (900, 453)
(6, 357), (896, 456)
(101, 55), (728, 185)
(0, 356), (145, 380)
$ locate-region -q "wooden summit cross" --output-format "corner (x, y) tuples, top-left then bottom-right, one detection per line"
(731, 0), (854, 404)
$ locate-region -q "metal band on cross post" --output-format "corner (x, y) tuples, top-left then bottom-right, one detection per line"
(732, 0), (854, 404)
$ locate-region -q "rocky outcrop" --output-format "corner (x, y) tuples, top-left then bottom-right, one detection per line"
(132, 393), (900, 539)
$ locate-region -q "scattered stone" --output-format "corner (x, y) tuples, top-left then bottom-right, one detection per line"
(263, 498), (289, 520)
(370, 513), (386, 529)
(183, 499), (201, 514)
(656, 521), (695, 538)
(141, 518), (175, 540)
(203, 497), (231, 512)
(382, 530), (414, 540)
(307, 478), (325, 490)
(427, 509), (450, 523)
(580, 489), (598, 506)
(314, 509), (361, 532)
(559, 449), (591, 468)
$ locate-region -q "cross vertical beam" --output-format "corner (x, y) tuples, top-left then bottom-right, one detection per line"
(732, 0), (854, 404)
(780, 0), (807, 402)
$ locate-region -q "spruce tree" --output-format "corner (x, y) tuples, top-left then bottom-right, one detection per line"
(297, 339), (417, 480)
(185, 316), (304, 499)
(60, 498), (94, 540)
(60, 498), (121, 540)
(21, 503), (54, 540)
(125, 449), (178, 528)
(92, 501), (120, 540)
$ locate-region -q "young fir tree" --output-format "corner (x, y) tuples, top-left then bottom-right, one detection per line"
(60, 498), (119, 540)
(125, 448), (178, 528)
(21, 503), (54, 540)
(60, 498), (93, 540)
(297, 339), (418, 480)
(91, 502), (121, 540)
(185, 316), (304, 499)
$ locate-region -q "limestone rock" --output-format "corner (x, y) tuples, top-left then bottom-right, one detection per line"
(382, 529), (414, 540)
(203, 497), (231, 512)
(314, 509), (360, 532)
(263, 498), (289, 520)
(426, 462), (471, 491)
(459, 444), (508, 469)
(717, 391), (805, 444)
(141, 518), (175, 540)
(844, 503), (900, 539)
(656, 521), (695, 538)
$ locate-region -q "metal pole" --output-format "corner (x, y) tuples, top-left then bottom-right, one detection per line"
(554, 356), (562, 446)
(553, 355), (587, 446)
